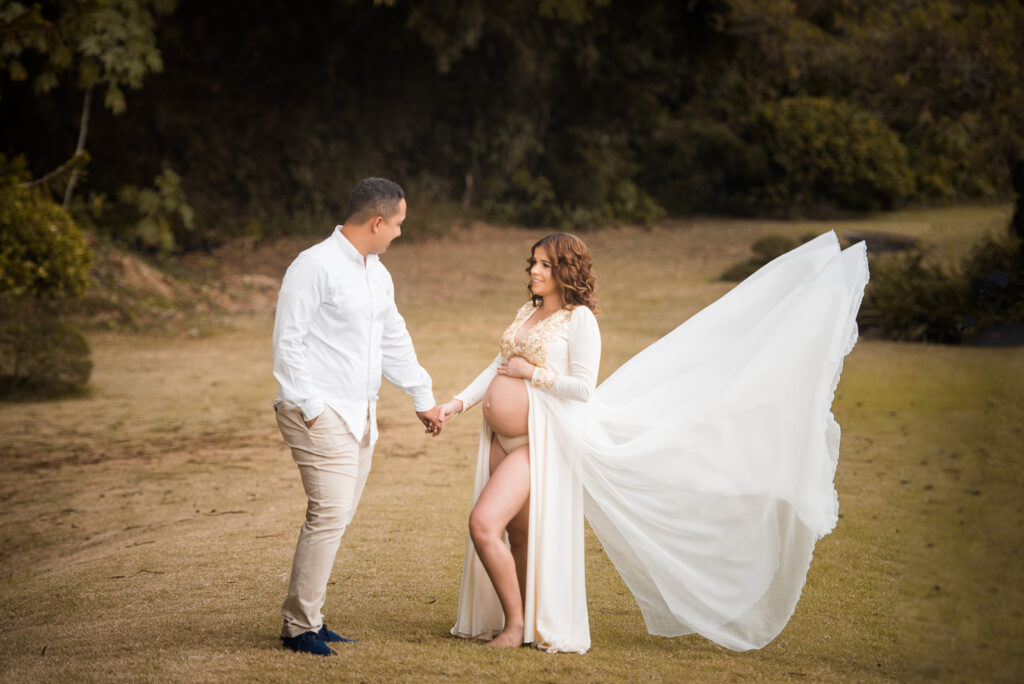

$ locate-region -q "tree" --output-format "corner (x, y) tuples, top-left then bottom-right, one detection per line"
(722, 0), (1024, 236)
(0, 0), (177, 206)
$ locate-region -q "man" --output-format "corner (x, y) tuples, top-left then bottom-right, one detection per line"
(272, 178), (442, 656)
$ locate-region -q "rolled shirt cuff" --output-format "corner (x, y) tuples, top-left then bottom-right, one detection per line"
(411, 387), (435, 413)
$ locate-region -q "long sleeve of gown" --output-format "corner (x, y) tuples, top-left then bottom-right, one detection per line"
(531, 306), (601, 402)
(454, 353), (502, 412)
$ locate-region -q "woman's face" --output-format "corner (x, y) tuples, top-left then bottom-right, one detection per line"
(529, 245), (560, 300)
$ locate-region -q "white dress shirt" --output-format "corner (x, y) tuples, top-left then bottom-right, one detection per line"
(272, 226), (434, 445)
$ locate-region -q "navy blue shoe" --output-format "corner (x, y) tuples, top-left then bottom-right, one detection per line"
(317, 625), (357, 643)
(281, 631), (336, 656)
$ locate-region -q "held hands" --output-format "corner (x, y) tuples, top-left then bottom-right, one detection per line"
(416, 406), (443, 437)
(437, 398), (464, 424)
(498, 356), (536, 380)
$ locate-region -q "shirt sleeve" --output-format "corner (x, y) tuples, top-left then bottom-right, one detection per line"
(530, 307), (601, 402)
(454, 353), (503, 412)
(381, 274), (435, 412)
(272, 256), (327, 422)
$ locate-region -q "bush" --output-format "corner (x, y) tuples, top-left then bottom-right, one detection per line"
(73, 169), (196, 253)
(0, 156), (94, 398)
(959, 234), (1024, 338)
(0, 305), (93, 399)
(0, 187), (92, 300)
(859, 232), (1024, 344)
(721, 233), (817, 281)
(747, 96), (916, 214)
(859, 251), (966, 343)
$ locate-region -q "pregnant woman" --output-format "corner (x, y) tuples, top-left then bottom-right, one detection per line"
(440, 231), (869, 654)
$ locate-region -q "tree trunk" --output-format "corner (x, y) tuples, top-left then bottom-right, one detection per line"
(62, 88), (92, 210)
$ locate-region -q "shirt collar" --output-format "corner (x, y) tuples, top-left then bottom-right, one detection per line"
(332, 225), (375, 266)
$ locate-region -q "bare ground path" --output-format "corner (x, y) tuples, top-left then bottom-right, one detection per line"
(1, 212), (1022, 681)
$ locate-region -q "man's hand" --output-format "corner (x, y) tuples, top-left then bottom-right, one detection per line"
(416, 406), (443, 437)
(304, 414), (320, 428)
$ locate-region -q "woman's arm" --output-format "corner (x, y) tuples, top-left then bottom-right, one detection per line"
(440, 353), (502, 421)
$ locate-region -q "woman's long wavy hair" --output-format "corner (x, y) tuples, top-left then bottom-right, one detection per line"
(527, 233), (598, 313)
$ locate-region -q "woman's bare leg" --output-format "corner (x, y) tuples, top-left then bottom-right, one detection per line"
(471, 440), (531, 647)
(507, 503), (529, 605)
(488, 436), (531, 607)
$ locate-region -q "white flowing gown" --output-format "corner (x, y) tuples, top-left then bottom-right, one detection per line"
(450, 231), (869, 653)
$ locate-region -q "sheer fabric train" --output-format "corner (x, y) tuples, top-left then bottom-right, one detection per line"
(451, 231), (870, 652)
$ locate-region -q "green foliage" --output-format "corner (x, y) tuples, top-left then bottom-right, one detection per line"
(73, 169), (195, 252)
(823, 1), (1024, 196)
(0, 154), (32, 187)
(489, 169), (663, 230)
(642, 115), (764, 215)
(0, 177), (92, 300)
(0, 304), (92, 399)
(491, 170), (556, 227)
(959, 234), (1024, 337)
(860, 232), (1024, 344)
(748, 97), (915, 214)
(117, 169), (194, 251)
(0, 154), (94, 399)
(5, 0), (1022, 244)
(721, 233), (818, 281)
(492, 124), (665, 229)
(860, 251), (966, 344)
(751, 235), (799, 262)
(0, 0), (176, 112)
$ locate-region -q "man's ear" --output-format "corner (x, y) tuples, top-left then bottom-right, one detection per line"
(370, 215), (383, 233)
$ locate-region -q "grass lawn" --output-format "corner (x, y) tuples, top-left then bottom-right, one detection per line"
(1, 206), (1021, 682)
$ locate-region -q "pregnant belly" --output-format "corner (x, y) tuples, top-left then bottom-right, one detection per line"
(482, 375), (529, 438)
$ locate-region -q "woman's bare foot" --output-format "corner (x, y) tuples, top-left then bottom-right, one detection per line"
(485, 625), (524, 647)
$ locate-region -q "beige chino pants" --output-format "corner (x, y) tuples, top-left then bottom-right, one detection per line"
(275, 403), (373, 638)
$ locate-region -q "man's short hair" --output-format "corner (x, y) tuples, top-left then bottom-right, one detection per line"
(345, 178), (405, 224)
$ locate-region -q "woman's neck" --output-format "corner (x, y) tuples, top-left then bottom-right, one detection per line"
(538, 295), (562, 315)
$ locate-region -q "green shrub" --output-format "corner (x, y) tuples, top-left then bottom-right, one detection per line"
(859, 232), (1023, 344)
(0, 187), (92, 300)
(0, 309), (92, 399)
(859, 251), (966, 343)
(73, 169), (195, 252)
(0, 155), (94, 398)
(959, 234), (1024, 338)
(751, 235), (798, 262)
(748, 96), (916, 214)
(119, 169), (195, 251)
(721, 233), (817, 281)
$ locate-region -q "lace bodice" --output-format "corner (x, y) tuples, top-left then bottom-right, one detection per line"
(455, 301), (601, 410)
(500, 302), (573, 367)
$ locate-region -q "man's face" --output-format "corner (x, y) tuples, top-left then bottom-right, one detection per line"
(371, 198), (406, 254)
